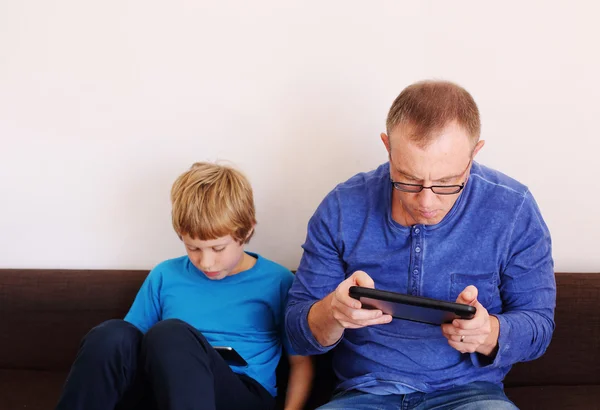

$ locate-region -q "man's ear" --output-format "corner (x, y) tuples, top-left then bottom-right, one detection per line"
(380, 132), (391, 156)
(472, 140), (485, 158)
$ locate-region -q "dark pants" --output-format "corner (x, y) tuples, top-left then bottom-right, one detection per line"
(55, 319), (275, 410)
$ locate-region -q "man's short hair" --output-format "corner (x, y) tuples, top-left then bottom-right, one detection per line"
(386, 80), (481, 147)
(171, 162), (256, 243)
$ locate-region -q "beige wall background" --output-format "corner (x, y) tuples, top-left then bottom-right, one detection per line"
(1, 1), (598, 271)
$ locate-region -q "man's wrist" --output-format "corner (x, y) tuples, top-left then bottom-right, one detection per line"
(307, 294), (344, 347)
(477, 315), (500, 357)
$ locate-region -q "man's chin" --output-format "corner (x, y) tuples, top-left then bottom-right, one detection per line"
(415, 212), (445, 225)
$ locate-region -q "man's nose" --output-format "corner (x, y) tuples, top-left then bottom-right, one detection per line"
(417, 187), (436, 208)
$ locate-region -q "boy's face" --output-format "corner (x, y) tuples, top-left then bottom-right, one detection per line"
(181, 234), (247, 280)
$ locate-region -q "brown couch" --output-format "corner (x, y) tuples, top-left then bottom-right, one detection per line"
(1, 269), (598, 409)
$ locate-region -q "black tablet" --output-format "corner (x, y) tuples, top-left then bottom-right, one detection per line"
(214, 346), (248, 367)
(349, 286), (476, 325)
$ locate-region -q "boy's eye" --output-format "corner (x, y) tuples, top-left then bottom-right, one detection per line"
(213, 247), (226, 253)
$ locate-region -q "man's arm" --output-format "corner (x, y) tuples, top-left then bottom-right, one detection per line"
(473, 192), (555, 367)
(285, 192), (391, 355)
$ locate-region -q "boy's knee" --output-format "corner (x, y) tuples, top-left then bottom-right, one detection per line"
(144, 319), (209, 358)
(82, 319), (142, 359)
(145, 319), (190, 339)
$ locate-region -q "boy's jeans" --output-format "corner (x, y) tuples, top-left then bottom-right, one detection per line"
(318, 382), (518, 410)
(55, 319), (274, 410)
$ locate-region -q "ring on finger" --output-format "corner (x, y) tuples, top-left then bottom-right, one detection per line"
(460, 335), (465, 343)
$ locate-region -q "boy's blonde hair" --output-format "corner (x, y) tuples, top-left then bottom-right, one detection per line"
(171, 162), (256, 244)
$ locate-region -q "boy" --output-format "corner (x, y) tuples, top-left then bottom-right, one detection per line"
(56, 162), (313, 410)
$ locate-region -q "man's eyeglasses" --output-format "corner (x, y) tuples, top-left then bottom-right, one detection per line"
(391, 160), (472, 195)
(390, 181), (465, 195)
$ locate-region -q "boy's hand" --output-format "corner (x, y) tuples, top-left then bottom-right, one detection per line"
(441, 285), (499, 356)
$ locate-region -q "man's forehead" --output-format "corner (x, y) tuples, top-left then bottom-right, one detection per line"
(389, 120), (472, 148)
(390, 150), (469, 181)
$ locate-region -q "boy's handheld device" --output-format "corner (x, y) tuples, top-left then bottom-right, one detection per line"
(349, 286), (476, 325)
(214, 346), (248, 367)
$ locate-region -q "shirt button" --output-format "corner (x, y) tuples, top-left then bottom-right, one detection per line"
(414, 228), (420, 234)
(415, 247), (421, 253)
(413, 269), (419, 275)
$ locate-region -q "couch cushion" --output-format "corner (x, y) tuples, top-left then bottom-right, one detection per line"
(505, 385), (600, 410)
(0, 369), (67, 410)
(0, 269), (148, 371)
(504, 272), (600, 387)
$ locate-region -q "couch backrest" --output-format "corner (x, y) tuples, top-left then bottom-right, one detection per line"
(0, 269), (148, 371)
(1, 270), (598, 387)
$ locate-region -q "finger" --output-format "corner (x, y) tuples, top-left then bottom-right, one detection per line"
(456, 285), (478, 305)
(335, 282), (363, 309)
(441, 324), (486, 337)
(336, 271), (374, 309)
(447, 339), (478, 354)
(340, 315), (392, 329)
(446, 334), (487, 344)
(351, 270), (375, 288)
(366, 314), (393, 326)
(335, 288), (362, 309)
(452, 303), (488, 330)
(334, 304), (386, 322)
(451, 315), (486, 330)
(335, 310), (393, 329)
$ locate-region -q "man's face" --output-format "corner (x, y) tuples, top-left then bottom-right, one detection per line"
(181, 234), (247, 280)
(382, 121), (484, 226)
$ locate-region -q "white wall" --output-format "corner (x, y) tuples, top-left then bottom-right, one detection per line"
(1, 1), (598, 272)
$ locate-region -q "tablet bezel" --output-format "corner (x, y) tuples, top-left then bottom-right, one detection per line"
(349, 286), (476, 325)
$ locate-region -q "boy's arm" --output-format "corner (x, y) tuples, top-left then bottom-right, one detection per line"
(277, 270), (314, 409)
(124, 269), (162, 333)
(284, 354), (314, 410)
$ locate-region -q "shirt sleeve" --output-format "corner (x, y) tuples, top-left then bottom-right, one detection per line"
(285, 191), (347, 355)
(278, 270), (298, 356)
(124, 268), (163, 333)
(471, 191), (556, 368)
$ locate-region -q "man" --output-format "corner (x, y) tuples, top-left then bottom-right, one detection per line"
(285, 80), (555, 409)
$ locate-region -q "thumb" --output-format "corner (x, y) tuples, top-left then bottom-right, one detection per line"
(456, 285), (478, 306)
(351, 270), (375, 289)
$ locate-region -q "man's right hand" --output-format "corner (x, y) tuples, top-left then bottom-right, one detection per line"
(307, 271), (393, 346)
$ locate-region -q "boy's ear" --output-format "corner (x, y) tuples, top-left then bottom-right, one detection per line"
(244, 226), (256, 243)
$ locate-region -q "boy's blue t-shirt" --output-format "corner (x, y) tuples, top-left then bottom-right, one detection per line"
(124, 252), (294, 397)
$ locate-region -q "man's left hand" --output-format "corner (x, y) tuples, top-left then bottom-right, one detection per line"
(441, 285), (499, 356)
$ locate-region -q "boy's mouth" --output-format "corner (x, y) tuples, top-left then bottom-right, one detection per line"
(204, 271), (221, 278)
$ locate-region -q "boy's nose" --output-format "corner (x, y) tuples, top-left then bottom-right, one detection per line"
(200, 254), (215, 270)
